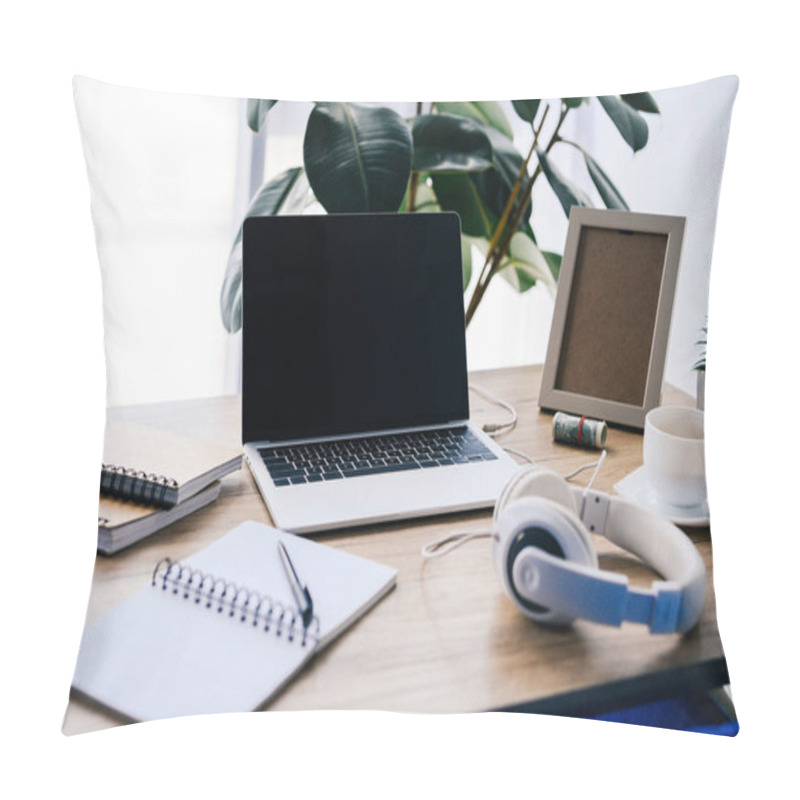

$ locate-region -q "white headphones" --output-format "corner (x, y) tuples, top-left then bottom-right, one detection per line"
(493, 465), (706, 633)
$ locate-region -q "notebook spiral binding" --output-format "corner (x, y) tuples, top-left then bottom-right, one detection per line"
(101, 464), (179, 507)
(151, 557), (321, 648)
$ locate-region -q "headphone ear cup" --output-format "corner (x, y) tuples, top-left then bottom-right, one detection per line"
(493, 465), (578, 525)
(494, 496), (598, 626)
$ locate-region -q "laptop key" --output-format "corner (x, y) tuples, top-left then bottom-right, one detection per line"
(322, 471), (343, 480)
(341, 463), (418, 479)
(290, 476), (307, 484)
(268, 466), (304, 478)
(273, 478), (291, 486)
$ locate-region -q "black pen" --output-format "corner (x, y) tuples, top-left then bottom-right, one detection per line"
(277, 540), (314, 629)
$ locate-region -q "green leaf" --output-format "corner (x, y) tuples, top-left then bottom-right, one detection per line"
(461, 236), (473, 291)
(506, 267), (537, 293)
(434, 101), (513, 139)
(536, 148), (592, 217)
(563, 97), (585, 108)
(400, 174), (441, 213)
(597, 95), (649, 152)
(511, 99), (541, 123)
(413, 180), (441, 213)
(431, 122), (534, 239)
(411, 114), (494, 173)
(471, 232), (554, 295)
(542, 250), (562, 283)
(582, 150), (629, 210)
(220, 167), (308, 333)
(303, 102), (412, 213)
(246, 99), (277, 132)
(497, 232), (557, 294)
(621, 92), (660, 114)
(234, 167), (307, 250)
(413, 186), (440, 213)
(470, 123), (533, 231)
(557, 138), (629, 210)
(482, 124), (524, 179)
(431, 173), (495, 239)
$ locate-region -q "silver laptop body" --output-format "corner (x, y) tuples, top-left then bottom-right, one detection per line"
(241, 213), (519, 534)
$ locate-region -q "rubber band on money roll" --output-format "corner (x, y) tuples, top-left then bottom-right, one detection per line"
(552, 411), (608, 450)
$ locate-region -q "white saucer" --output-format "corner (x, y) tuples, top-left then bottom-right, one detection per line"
(613, 467), (710, 527)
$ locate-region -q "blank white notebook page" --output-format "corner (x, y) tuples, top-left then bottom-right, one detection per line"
(71, 521), (397, 722)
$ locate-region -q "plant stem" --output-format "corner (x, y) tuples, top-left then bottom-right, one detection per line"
(408, 174), (419, 212)
(464, 104), (551, 326)
(547, 101), (569, 154)
(467, 160), (537, 325)
(407, 102), (424, 212)
(524, 101), (570, 187)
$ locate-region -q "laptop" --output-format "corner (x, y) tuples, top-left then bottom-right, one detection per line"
(241, 212), (520, 533)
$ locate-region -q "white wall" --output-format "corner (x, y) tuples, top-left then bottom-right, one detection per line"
(74, 77), (245, 406)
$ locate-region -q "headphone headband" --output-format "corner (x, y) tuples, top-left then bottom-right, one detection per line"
(494, 469), (706, 633)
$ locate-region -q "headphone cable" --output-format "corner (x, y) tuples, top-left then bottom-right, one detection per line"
(421, 530), (492, 559)
(469, 382), (517, 436)
(420, 451), (608, 561)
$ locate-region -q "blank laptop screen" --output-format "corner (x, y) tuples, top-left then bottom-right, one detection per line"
(242, 213), (469, 443)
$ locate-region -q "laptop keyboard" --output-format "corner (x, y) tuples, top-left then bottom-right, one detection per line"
(258, 426), (497, 487)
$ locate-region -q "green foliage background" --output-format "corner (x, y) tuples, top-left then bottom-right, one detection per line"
(221, 95), (660, 333)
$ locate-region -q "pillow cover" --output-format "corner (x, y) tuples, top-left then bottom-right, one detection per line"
(65, 75), (738, 736)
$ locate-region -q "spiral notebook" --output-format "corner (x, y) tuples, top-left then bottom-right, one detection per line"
(70, 521), (397, 723)
(100, 421), (242, 508)
(97, 482), (222, 555)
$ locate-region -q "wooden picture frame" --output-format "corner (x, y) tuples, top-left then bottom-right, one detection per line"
(539, 208), (686, 430)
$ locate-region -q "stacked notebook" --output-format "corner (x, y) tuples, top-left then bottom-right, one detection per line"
(98, 421), (242, 554)
(71, 521), (397, 722)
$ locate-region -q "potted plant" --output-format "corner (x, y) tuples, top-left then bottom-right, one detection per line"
(220, 95), (662, 333)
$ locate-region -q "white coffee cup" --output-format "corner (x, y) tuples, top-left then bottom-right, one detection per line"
(643, 405), (707, 508)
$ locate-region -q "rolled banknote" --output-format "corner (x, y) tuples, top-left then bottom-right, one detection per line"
(552, 412), (607, 449)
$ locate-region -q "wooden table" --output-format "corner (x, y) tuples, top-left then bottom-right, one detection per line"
(62, 365), (729, 734)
